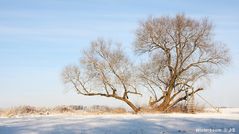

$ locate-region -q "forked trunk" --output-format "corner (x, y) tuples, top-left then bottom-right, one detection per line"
(157, 78), (176, 111)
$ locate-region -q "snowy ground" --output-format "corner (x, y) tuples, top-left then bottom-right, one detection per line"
(0, 108), (238, 134)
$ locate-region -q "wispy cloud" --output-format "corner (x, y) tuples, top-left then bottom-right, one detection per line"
(0, 26), (91, 38)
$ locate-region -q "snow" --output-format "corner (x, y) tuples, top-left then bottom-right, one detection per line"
(0, 108), (238, 134)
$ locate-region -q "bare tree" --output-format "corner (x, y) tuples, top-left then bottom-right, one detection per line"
(62, 39), (141, 113)
(135, 14), (230, 111)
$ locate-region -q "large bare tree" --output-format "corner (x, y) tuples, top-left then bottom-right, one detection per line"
(135, 14), (230, 111)
(62, 39), (141, 113)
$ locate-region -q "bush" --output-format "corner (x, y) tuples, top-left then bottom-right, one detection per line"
(86, 105), (111, 112)
(68, 105), (85, 110)
(163, 103), (205, 113)
(3, 106), (38, 117)
(0, 109), (3, 116)
(194, 104), (205, 113)
(53, 105), (74, 113)
(111, 108), (127, 113)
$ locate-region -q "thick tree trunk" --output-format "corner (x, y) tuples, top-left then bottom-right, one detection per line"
(157, 97), (171, 111)
(157, 81), (175, 111)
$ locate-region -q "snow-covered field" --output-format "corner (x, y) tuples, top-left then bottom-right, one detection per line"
(0, 108), (238, 134)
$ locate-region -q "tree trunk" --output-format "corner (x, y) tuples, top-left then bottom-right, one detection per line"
(123, 99), (140, 113)
(157, 83), (175, 111)
(157, 96), (170, 111)
(113, 95), (140, 113)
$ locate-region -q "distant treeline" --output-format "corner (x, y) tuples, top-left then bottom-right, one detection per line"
(0, 105), (127, 117)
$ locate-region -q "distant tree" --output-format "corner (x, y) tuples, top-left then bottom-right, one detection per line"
(62, 39), (141, 113)
(135, 14), (230, 111)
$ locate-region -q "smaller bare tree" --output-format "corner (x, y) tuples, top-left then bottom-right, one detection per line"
(62, 39), (141, 113)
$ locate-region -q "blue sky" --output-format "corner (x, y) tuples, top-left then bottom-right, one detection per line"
(0, 0), (239, 108)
